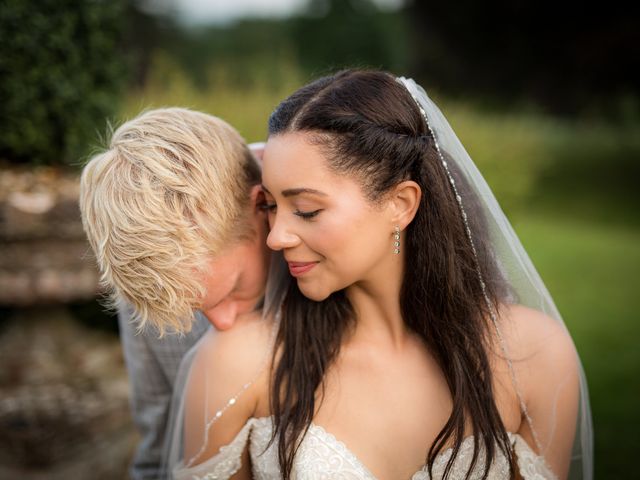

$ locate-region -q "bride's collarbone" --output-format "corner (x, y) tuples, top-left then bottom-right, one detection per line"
(310, 347), (523, 472)
(306, 356), (451, 479)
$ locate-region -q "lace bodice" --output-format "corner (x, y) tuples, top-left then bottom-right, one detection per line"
(173, 416), (557, 480)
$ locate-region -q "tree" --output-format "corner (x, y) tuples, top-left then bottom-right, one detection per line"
(0, 0), (128, 165)
(407, 0), (639, 116)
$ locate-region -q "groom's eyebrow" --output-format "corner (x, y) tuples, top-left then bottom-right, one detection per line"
(261, 185), (327, 198)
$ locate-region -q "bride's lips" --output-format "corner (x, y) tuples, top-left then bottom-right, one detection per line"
(287, 261), (319, 277)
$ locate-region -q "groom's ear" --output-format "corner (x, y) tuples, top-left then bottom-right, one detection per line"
(249, 184), (266, 212)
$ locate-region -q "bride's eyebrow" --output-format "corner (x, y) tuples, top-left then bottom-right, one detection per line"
(261, 185), (328, 198)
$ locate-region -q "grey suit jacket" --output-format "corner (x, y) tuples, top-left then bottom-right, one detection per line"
(118, 304), (209, 480)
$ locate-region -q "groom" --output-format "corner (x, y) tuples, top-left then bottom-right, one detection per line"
(79, 108), (271, 479)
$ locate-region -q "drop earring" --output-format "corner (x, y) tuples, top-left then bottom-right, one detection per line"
(393, 226), (400, 254)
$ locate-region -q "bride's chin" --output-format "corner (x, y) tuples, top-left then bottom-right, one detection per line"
(297, 282), (332, 302)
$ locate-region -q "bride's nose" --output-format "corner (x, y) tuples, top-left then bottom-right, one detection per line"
(266, 215), (299, 251)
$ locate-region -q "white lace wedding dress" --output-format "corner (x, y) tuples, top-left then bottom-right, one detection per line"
(173, 415), (557, 480)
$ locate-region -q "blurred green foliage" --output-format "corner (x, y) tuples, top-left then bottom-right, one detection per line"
(288, 0), (410, 75)
(121, 57), (640, 224)
(3, 0), (636, 167)
(154, 0), (411, 90)
(119, 53), (306, 142)
(450, 106), (640, 224)
(0, 0), (127, 165)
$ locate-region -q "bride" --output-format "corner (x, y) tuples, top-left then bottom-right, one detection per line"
(165, 70), (592, 479)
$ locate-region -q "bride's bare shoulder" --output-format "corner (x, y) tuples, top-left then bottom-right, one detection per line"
(192, 311), (276, 378)
(492, 303), (579, 400)
(494, 303), (575, 359)
(181, 312), (275, 465)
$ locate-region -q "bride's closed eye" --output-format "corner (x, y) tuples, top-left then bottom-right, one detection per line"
(260, 202), (321, 221)
(294, 209), (321, 220)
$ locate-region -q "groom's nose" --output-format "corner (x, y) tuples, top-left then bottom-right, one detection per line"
(202, 300), (238, 331)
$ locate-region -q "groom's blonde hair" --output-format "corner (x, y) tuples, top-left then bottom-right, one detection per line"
(80, 107), (260, 334)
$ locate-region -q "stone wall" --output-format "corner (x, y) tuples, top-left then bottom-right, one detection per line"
(0, 167), (100, 305)
(0, 308), (135, 479)
(0, 167), (135, 478)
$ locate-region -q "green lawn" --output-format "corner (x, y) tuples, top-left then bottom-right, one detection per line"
(514, 213), (640, 479)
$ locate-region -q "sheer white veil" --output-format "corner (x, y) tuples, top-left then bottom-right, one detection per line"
(161, 75), (593, 480)
(397, 76), (593, 479)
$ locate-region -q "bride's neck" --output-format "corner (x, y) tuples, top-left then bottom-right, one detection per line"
(345, 262), (409, 351)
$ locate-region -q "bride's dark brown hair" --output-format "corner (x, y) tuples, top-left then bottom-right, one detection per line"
(267, 69), (515, 480)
